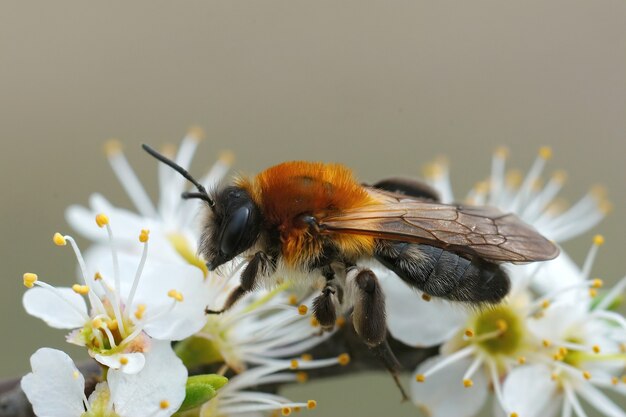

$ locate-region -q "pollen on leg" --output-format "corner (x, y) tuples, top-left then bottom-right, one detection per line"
(95, 213), (110, 228)
(307, 400), (317, 410)
(159, 400), (170, 410)
(167, 289), (184, 302)
(338, 353), (350, 366)
(23, 273), (38, 288)
(72, 284), (90, 295)
(53, 233), (67, 246)
(297, 305), (308, 315)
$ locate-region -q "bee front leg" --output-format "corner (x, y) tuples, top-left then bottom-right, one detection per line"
(348, 267), (408, 401)
(205, 251), (274, 314)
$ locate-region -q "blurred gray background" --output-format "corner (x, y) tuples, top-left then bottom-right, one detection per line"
(1, 1), (625, 415)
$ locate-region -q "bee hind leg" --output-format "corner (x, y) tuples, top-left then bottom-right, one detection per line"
(349, 268), (409, 402)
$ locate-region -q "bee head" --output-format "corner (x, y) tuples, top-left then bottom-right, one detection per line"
(200, 186), (262, 270)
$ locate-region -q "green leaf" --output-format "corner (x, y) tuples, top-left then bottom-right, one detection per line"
(175, 336), (223, 368)
(178, 374), (228, 412)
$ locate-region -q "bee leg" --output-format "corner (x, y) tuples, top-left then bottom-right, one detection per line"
(349, 268), (408, 401)
(205, 251), (273, 314)
(312, 284), (338, 331)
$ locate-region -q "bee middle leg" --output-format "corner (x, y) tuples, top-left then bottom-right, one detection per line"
(205, 251), (274, 314)
(348, 267), (408, 401)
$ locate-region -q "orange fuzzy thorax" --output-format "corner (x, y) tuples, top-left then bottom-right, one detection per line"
(237, 161), (379, 266)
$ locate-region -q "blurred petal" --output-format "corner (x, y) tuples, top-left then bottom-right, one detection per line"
(411, 356), (488, 417)
(21, 348), (85, 417)
(502, 365), (558, 417)
(577, 381), (626, 417)
(23, 287), (87, 329)
(109, 341), (187, 417)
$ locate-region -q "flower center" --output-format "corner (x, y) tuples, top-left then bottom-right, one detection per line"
(472, 305), (524, 356)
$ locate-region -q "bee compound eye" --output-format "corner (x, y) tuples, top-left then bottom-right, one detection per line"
(220, 206), (250, 257)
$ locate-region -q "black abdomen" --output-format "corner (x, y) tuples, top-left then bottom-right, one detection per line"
(374, 240), (510, 303)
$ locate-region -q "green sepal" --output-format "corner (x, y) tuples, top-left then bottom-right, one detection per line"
(175, 336), (223, 368)
(591, 292), (623, 311)
(178, 374), (228, 412)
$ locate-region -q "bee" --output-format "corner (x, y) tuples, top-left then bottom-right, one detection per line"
(143, 145), (558, 398)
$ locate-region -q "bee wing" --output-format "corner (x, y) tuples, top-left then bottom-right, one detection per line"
(319, 196), (559, 263)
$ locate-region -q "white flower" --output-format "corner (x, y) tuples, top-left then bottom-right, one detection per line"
(412, 237), (608, 417)
(381, 147), (608, 348)
(21, 344), (187, 417)
(22, 217), (209, 373)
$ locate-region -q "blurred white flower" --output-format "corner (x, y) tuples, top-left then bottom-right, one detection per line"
(21, 345), (187, 417)
(22, 217), (209, 373)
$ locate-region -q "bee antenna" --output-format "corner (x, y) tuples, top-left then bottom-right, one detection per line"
(142, 144), (215, 207)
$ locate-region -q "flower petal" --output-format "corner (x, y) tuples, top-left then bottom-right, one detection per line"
(577, 381), (626, 417)
(502, 364), (559, 417)
(377, 267), (466, 347)
(411, 356), (488, 417)
(23, 287), (87, 329)
(108, 341), (187, 417)
(95, 352), (146, 374)
(21, 348), (85, 417)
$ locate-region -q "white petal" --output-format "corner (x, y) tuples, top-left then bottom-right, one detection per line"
(527, 302), (587, 342)
(411, 356), (488, 417)
(530, 252), (585, 302)
(95, 352), (146, 374)
(109, 341), (187, 417)
(377, 268), (466, 347)
(23, 287), (87, 329)
(577, 381), (626, 417)
(502, 365), (559, 417)
(21, 348), (85, 417)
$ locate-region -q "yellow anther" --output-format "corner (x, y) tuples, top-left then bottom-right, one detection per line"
(95, 213), (109, 228)
(290, 359), (299, 370)
(464, 329), (475, 338)
(416, 374), (426, 383)
(622, 375), (626, 383)
(108, 319), (118, 331)
(293, 407), (301, 413)
(288, 294), (298, 306)
(543, 339), (552, 348)
(338, 353), (350, 366)
(599, 200), (613, 214)
(92, 318), (103, 329)
(463, 379), (473, 388)
(541, 300), (550, 309)
(72, 370), (80, 380)
(552, 170), (567, 184)
(219, 150), (236, 166)
(310, 316), (320, 328)
(103, 139), (123, 156)
(53, 233), (67, 246)
(553, 353), (564, 361)
(422, 163), (444, 179)
(135, 304), (146, 319)
(506, 170), (523, 188)
(496, 319), (508, 333)
(474, 181), (489, 194)
(612, 376), (619, 385)
(421, 293), (432, 302)
(120, 356), (129, 365)
(589, 288), (598, 298)
(72, 284), (89, 295)
(167, 289), (184, 302)
(593, 234), (605, 246)
(296, 372), (309, 383)
(591, 185), (608, 199)
(139, 229), (150, 243)
(281, 407), (292, 416)
(297, 305), (308, 315)
(494, 146), (509, 159)
(307, 400), (317, 410)
(551, 372), (559, 381)
(159, 400), (170, 410)
(23, 273), (38, 288)
(592, 345), (601, 354)
(620, 343), (626, 353)
(335, 316), (346, 328)
(510, 413), (519, 417)
(558, 347), (568, 356)
(160, 143), (176, 157)
(591, 278), (603, 288)
(583, 371), (591, 380)
(539, 146), (552, 160)
(187, 126), (205, 141)
(517, 356), (526, 365)
(94, 272), (103, 281)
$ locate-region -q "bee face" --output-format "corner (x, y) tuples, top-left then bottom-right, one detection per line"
(200, 186), (263, 271)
